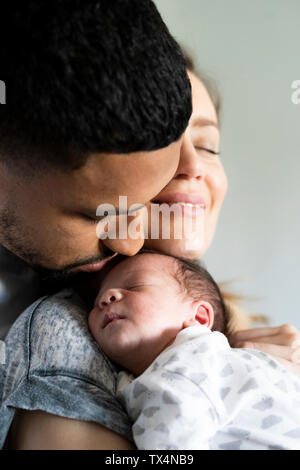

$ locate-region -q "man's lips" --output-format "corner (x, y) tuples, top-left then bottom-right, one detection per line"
(78, 254), (117, 273)
(102, 312), (125, 329)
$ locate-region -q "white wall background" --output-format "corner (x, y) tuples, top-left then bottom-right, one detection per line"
(154, 0), (300, 328)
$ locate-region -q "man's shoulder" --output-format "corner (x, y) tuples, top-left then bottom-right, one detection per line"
(6, 288), (118, 391)
(0, 245), (40, 339)
(31, 287), (89, 329)
(6, 287), (89, 345)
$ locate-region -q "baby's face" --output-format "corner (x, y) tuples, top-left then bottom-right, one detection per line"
(88, 253), (194, 372)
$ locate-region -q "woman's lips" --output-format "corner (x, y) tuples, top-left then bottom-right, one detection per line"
(151, 193), (206, 207)
(151, 193), (206, 217)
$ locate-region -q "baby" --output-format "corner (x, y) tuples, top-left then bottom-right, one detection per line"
(88, 250), (300, 450)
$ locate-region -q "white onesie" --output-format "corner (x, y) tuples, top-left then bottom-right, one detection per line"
(117, 325), (300, 450)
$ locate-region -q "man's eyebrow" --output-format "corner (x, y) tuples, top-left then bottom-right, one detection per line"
(190, 117), (219, 130)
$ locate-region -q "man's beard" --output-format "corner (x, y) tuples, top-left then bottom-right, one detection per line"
(30, 263), (81, 282)
(27, 246), (117, 282)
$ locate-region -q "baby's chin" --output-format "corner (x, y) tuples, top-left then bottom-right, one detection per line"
(100, 321), (138, 350)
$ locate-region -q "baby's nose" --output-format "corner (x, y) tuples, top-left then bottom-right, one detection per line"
(99, 289), (123, 308)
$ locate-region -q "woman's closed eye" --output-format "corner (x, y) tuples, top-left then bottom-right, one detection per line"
(195, 146), (220, 156)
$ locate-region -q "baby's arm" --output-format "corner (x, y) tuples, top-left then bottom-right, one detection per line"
(120, 359), (220, 450)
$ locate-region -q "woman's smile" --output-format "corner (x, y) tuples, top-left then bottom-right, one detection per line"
(151, 193), (207, 219)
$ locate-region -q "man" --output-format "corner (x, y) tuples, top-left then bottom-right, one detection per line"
(0, 0), (191, 449)
(0, 0), (191, 336)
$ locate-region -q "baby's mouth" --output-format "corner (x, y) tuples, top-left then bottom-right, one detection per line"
(102, 312), (125, 329)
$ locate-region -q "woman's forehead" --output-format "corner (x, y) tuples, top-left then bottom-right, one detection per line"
(188, 72), (218, 125)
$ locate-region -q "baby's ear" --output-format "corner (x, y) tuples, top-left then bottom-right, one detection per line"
(194, 301), (214, 329)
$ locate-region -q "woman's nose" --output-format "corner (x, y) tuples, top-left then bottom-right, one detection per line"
(174, 133), (205, 181)
(99, 289), (123, 308)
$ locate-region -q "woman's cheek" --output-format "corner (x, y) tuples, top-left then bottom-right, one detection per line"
(219, 168), (228, 202)
(208, 162), (228, 210)
(217, 160), (228, 198)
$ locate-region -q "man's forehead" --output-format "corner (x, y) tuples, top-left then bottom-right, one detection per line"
(31, 152), (144, 209)
(2, 139), (182, 215)
(54, 156), (125, 206)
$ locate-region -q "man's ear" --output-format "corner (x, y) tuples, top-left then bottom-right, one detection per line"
(194, 301), (214, 329)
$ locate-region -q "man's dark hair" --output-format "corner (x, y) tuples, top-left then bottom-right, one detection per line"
(0, 0), (192, 171)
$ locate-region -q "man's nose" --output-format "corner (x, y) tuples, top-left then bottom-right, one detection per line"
(99, 288), (123, 308)
(100, 207), (147, 256)
(102, 237), (144, 257)
(174, 133), (205, 181)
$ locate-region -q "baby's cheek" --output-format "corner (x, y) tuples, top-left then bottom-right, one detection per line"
(136, 299), (157, 321)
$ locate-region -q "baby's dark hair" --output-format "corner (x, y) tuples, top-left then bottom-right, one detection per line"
(171, 255), (229, 335)
(109, 249), (229, 335)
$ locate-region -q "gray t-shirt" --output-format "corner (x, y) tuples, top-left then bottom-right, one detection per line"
(0, 288), (133, 448)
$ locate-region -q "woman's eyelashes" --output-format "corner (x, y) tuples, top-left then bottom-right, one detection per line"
(195, 146), (220, 156)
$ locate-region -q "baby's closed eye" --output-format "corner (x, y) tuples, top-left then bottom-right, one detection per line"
(126, 284), (147, 291)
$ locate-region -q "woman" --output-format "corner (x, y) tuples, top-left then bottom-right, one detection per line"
(146, 55), (300, 367)
(3, 58), (300, 449)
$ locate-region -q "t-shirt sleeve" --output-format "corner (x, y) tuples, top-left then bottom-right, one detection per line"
(0, 289), (133, 448)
